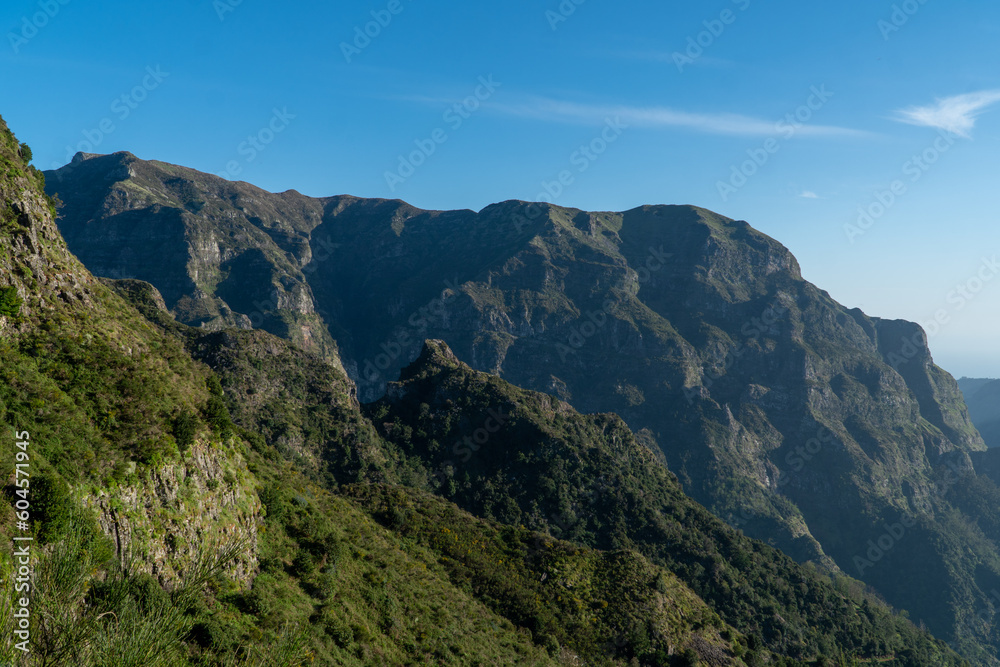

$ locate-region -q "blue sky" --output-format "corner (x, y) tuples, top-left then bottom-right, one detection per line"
(2, 0), (999, 378)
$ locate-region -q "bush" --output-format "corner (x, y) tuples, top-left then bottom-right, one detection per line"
(240, 580), (274, 617)
(324, 615), (353, 648)
(19, 142), (31, 164)
(127, 573), (171, 612)
(203, 387), (233, 439)
(134, 438), (176, 467)
(32, 473), (74, 543)
(324, 535), (345, 565)
(674, 648), (700, 666)
(172, 410), (198, 452)
(0, 286), (21, 319)
(290, 551), (314, 577)
(259, 484), (287, 522)
(188, 617), (239, 651)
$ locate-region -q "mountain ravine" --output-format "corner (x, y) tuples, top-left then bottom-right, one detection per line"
(46, 151), (1000, 659)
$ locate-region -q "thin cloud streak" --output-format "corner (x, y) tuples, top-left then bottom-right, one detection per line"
(491, 98), (870, 138)
(893, 90), (1000, 137)
(620, 50), (736, 69)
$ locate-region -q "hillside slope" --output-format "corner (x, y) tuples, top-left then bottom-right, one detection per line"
(364, 339), (968, 665)
(43, 152), (337, 363)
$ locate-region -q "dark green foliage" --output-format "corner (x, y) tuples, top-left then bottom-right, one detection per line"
(30, 472), (73, 544)
(675, 648), (699, 666)
(202, 393), (232, 437)
(203, 376), (234, 440)
(172, 409), (198, 452)
(258, 483), (286, 522)
(0, 287), (20, 319)
(187, 616), (240, 653)
(239, 450), (561, 665)
(346, 483), (746, 666)
(18, 142), (31, 164)
(206, 375), (224, 398)
(4, 323), (207, 480)
(366, 342), (967, 666)
(184, 329), (399, 487)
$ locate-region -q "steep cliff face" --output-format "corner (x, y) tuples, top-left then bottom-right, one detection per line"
(305, 197), (984, 572)
(82, 440), (261, 586)
(45, 152), (336, 361)
(18, 123), (964, 665)
(45, 152), (1000, 659)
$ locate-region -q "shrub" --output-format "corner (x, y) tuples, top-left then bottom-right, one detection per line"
(127, 573), (171, 612)
(188, 617), (240, 651)
(203, 380), (233, 439)
(324, 615), (353, 648)
(674, 648), (700, 666)
(172, 410), (198, 452)
(0, 286), (21, 319)
(259, 484), (287, 522)
(240, 579), (274, 617)
(32, 473), (74, 543)
(290, 551), (314, 577)
(135, 438), (176, 467)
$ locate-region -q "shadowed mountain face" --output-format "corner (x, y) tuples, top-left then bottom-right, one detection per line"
(960, 377), (1000, 448)
(46, 152), (1000, 657)
(44, 151), (338, 363)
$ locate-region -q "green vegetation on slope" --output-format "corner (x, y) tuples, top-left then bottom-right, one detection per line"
(363, 340), (965, 666)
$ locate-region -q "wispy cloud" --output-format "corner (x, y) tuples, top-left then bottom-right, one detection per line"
(799, 191), (820, 199)
(893, 90), (1000, 137)
(621, 50), (736, 69)
(491, 97), (868, 138)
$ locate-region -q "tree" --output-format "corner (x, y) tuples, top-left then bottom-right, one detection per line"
(0, 287), (21, 319)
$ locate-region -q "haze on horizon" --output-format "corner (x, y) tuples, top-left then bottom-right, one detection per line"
(2, 0), (998, 378)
